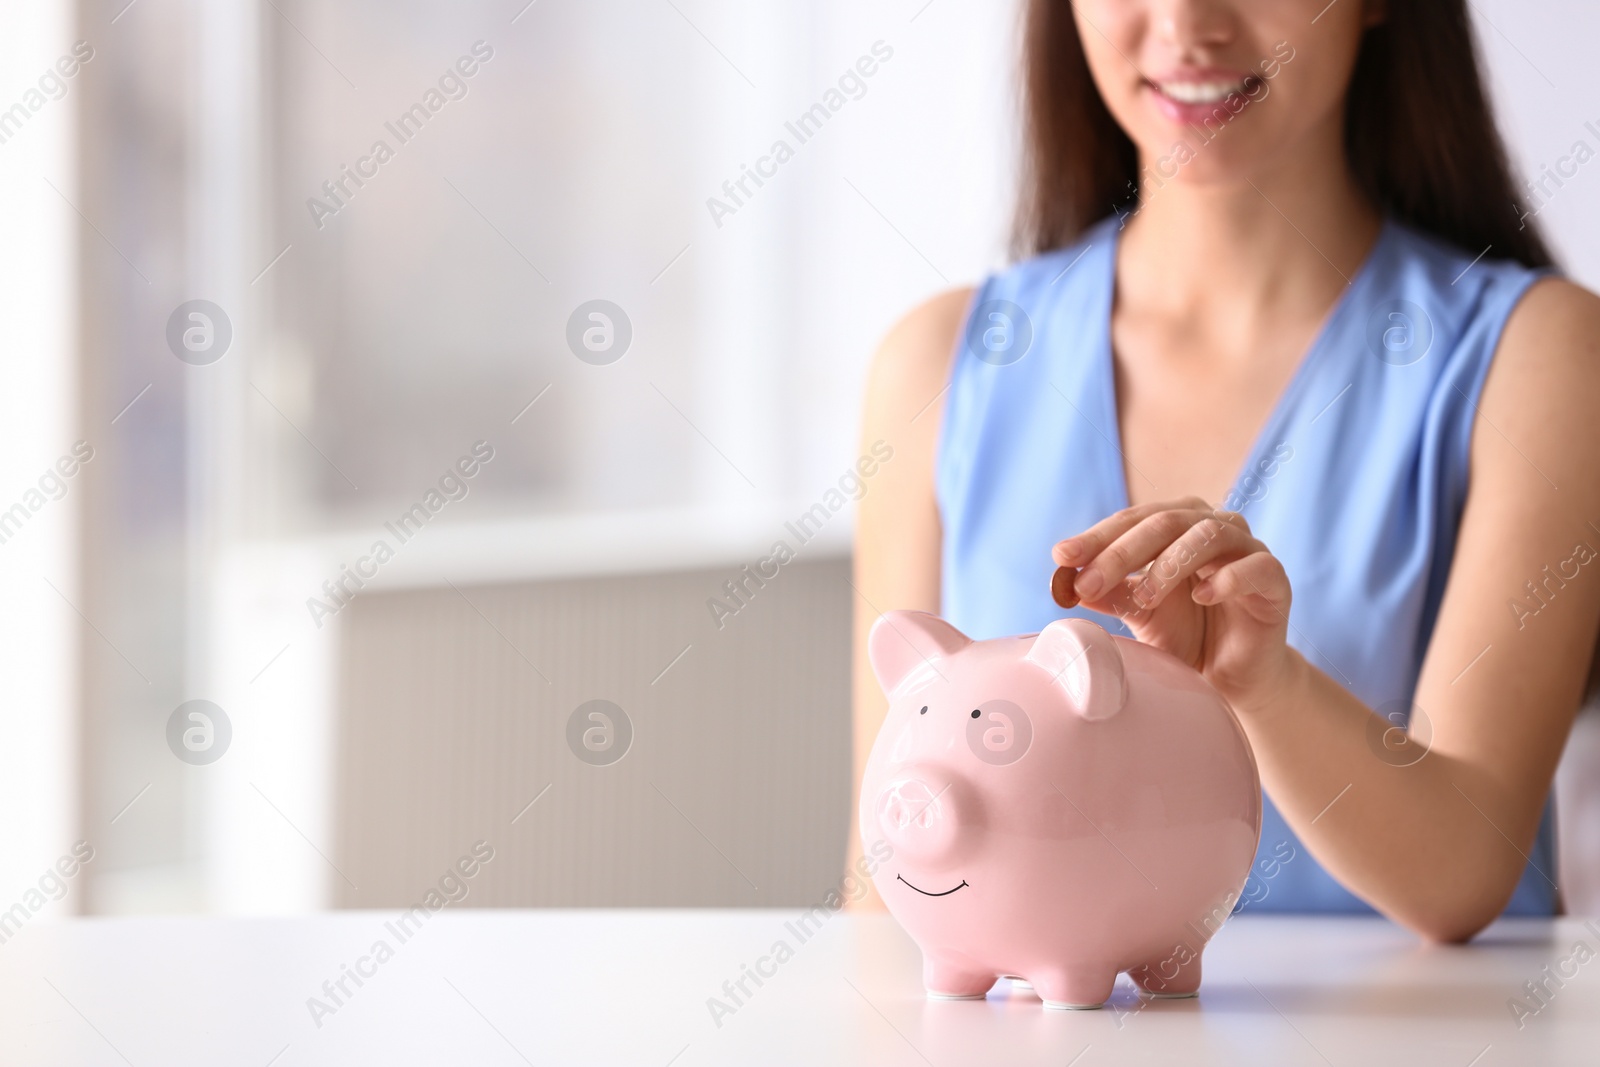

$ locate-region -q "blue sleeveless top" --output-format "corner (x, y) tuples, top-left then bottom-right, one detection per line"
(937, 215), (1557, 916)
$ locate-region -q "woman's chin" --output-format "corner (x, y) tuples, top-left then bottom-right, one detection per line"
(1117, 149), (1277, 200)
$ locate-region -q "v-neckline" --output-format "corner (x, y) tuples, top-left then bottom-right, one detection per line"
(1094, 217), (1392, 513)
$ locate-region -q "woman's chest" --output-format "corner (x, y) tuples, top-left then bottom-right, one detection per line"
(1110, 317), (1321, 511)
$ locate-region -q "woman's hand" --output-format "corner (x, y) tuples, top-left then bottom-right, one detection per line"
(1052, 497), (1301, 714)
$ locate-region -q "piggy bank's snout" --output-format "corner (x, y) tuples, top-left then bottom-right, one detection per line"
(874, 773), (968, 865)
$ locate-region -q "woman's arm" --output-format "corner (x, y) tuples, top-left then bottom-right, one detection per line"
(1057, 278), (1600, 941)
(846, 288), (971, 910)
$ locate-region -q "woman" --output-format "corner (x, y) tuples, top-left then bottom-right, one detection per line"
(851, 0), (1600, 941)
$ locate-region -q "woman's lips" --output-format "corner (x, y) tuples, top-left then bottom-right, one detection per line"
(1143, 73), (1262, 125)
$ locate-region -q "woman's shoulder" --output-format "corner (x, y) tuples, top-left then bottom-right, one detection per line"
(1464, 271), (1600, 546)
(1506, 274), (1600, 337)
(1374, 216), (1600, 373)
(870, 220), (1119, 391)
(1365, 220), (1589, 383)
(863, 288), (975, 428)
(1488, 274), (1600, 406)
(867, 216), (1120, 384)
(1379, 218), (1549, 299)
(983, 217), (1120, 302)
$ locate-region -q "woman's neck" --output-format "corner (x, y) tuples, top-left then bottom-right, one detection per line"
(1117, 133), (1382, 323)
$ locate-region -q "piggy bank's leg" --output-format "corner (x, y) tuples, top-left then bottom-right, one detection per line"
(1128, 951), (1202, 999)
(1032, 966), (1117, 1010)
(922, 957), (995, 1000)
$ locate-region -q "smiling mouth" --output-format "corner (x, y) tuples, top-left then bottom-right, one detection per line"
(1151, 77), (1255, 104)
(1142, 74), (1263, 113)
(896, 874), (969, 897)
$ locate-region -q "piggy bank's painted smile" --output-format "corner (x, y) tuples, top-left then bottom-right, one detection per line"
(896, 874), (969, 897)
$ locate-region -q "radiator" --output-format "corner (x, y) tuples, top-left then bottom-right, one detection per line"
(331, 557), (852, 908)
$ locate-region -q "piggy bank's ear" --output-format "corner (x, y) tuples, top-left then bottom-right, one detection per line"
(1025, 618), (1126, 721)
(868, 611), (973, 698)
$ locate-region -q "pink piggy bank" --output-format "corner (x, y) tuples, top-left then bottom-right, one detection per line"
(859, 610), (1261, 1009)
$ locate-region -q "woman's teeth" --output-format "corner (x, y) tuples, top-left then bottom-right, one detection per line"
(1156, 79), (1247, 104)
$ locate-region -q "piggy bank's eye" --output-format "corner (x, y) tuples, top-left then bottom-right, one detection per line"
(971, 709), (981, 718)
(919, 706), (928, 715)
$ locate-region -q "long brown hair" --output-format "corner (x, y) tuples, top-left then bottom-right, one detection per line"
(1013, 0), (1555, 269)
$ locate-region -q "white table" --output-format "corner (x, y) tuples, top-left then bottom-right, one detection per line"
(2, 911), (1596, 1065)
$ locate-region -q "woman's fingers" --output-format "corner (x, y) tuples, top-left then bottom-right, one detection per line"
(1071, 505), (1228, 601)
(1190, 551), (1292, 625)
(1125, 517), (1261, 611)
(1052, 496), (1213, 567)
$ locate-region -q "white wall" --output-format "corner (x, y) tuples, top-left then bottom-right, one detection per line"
(0, 0), (80, 913)
(1475, 0), (1600, 288)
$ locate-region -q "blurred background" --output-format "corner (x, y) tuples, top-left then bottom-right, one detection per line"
(1, 0), (1597, 919)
